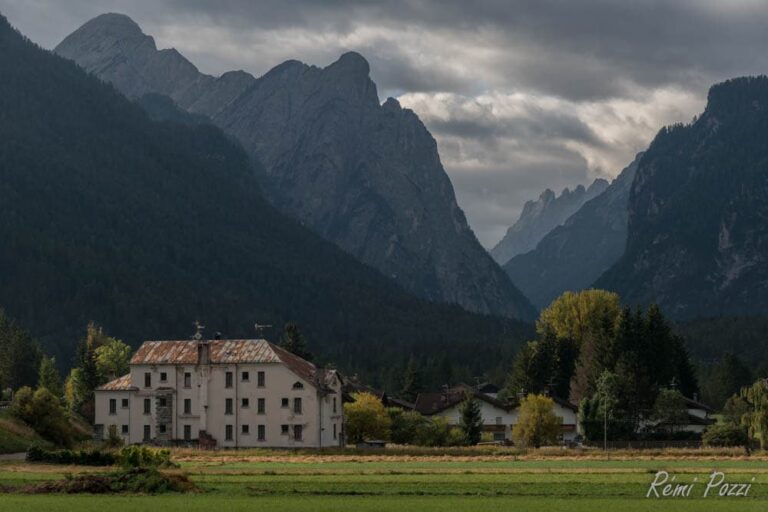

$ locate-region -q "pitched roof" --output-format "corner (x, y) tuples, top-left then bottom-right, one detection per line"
(130, 339), (330, 389)
(96, 374), (134, 391)
(682, 396), (714, 413)
(414, 384), (513, 415)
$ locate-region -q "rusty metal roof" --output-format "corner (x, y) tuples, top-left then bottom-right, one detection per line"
(130, 339), (322, 386)
(96, 373), (134, 391)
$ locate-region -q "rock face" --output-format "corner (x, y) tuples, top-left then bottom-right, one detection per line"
(503, 154), (641, 309)
(0, 12), (532, 374)
(56, 13), (535, 320)
(490, 179), (609, 265)
(595, 77), (768, 319)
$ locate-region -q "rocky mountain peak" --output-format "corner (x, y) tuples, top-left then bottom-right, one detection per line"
(490, 177), (610, 265)
(331, 51), (371, 76)
(56, 14), (536, 320)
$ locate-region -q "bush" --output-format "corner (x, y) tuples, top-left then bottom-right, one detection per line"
(344, 392), (391, 443)
(388, 408), (428, 445)
(703, 423), (749, 447)
(104, 425), (124, 449)
(116, 445), (176, 468)
(11, 386), (74, 446)
(26, 445), (116, 466)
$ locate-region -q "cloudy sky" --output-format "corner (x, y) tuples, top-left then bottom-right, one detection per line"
(3, 0), (768, 246)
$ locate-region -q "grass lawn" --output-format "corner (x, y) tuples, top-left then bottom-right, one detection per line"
(1, 451), (767, 511)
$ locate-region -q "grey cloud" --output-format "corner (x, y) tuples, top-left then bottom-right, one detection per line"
(0, 0), (760, 247)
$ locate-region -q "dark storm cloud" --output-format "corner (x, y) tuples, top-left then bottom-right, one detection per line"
(0, 0), (764, 245)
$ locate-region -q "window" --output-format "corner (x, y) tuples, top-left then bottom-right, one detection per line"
(241, 398), (249, 408)
(242, 371), (250, 382)
(281, 398), (289, 408)
(109, 399), (117, 415)
(292, 381), (304, 390)
(257, 371), (265, 387)
(143, 398), (151, 415)
(257, 398), (265, 414)
(293, 397), (302, 414)
(183, 425), (191, 441)
(225, 371), (233, 388)
(293, 424), (303, 441)
(144, 372), (151, 388)
(242, 424), (250, 434)
(225, 425), (233, 441)
(184, 398), (191, 415)
(281, 424), (289, 435)
(159, 424), (166, 434)
(225, 398), (233, 415)
(258, 425), (266, 441)
(333, 397), (337, 414)
(121, 398), (129, 408)
(333, 423), (337, 440)
(160, 372), (167, 382)
(158, 397), (167, 407)
(121, 424), (129, 435)
(143, 425), (151, 440)
(184, 372), (191, 388)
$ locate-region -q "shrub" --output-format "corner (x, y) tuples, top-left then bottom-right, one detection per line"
(703, 423), (749, 448)
(26, 445), (116, 465)
(388, 408), (428, 445)
(11, 386), (74, 446)
(104, 425), (124, 449)
(116, 445), (176, 468)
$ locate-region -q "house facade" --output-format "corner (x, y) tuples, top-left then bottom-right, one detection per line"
(414, 385), (579, 443)
(94, 338), (343, 448)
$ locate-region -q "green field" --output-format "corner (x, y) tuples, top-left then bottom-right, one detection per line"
(1, 453), (767, 511)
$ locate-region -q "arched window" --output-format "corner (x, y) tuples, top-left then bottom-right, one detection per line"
(292, 381), (304, 390)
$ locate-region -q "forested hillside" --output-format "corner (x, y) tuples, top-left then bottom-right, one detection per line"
(596, 77), (768, 318)
(0, 15), (531, 387)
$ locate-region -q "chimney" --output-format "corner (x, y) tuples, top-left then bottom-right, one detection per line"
(198, 341), (210, 365)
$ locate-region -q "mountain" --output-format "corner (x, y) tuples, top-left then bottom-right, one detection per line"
(55, 13), (535, 320)
(503, 154), (642, 309)
(595, 77), (768, 319)
(0, 14), (533, 386)
(490, 179), (608, 265)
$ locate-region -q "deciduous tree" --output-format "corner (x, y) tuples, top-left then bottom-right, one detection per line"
(512, 394), (561, 448)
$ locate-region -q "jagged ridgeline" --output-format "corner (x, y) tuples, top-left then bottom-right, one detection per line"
(0, 15), (532, 385)
(596, 77), (768, 319)
(55, 13), (535, 320)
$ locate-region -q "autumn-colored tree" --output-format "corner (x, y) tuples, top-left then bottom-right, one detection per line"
(343, 392), (391, 443)
(537, 289), (621, 347)
(740, 379), (768, 450)
(512, 394), (561, 448)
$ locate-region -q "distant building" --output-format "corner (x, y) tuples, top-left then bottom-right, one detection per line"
(94, 338), (343, 448)
(414, 384), (579, 443)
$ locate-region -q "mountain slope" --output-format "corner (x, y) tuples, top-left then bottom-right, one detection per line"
(55, 13), (535, 320)
(490, 179), (608, 265)
(0, 14), (532, 384)
(503, 154), (641, 309)
(595, 77), (768, 319)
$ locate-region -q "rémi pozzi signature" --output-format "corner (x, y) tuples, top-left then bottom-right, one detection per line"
(647, 471), (756, 498)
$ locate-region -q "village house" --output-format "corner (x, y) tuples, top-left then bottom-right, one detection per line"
(94, 336), (343, 448)
(414, 384), (579, 443)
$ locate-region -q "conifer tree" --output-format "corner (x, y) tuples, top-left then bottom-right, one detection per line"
(459, 394), (483, 445)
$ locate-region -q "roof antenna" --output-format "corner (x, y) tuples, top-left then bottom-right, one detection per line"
(192, 320), (205, 341)
(254, 322), (272, 337)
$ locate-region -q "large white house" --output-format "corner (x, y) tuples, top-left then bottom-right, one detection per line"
(94, 337), (343, 448)
(414, 384), (579, 443)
